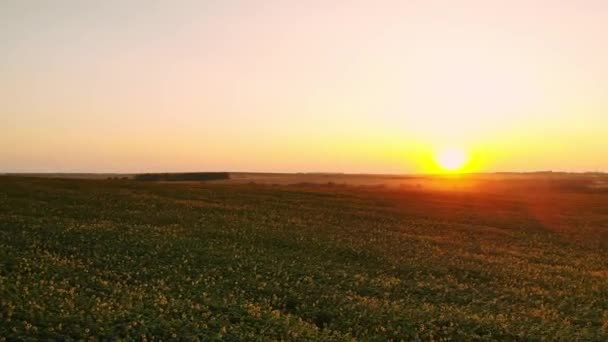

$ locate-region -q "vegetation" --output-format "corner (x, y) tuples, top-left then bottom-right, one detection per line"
(0, 176), (607, 340)
(133, 172), (229, 182)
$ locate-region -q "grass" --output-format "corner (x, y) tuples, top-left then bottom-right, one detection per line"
(1, 176), (607, 340)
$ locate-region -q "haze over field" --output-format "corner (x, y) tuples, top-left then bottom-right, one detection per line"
(2, 0), (608, 173)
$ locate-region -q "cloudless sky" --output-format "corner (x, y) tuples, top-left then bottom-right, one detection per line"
(2, 0), (607, 173)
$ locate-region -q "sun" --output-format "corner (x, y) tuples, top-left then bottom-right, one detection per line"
(435, 147), (469, 172)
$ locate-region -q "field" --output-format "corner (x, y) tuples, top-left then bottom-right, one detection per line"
(1, 175), (607, 340)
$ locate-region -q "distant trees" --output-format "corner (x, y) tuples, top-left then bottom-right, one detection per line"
(133, 172), (230, 181)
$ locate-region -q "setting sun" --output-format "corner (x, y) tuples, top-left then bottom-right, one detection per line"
(436, 148), (469, 172)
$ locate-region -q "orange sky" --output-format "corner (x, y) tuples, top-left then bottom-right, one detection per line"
(2, 0), (607, 173)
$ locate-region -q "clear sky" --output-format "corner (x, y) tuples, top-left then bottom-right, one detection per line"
(2, 0), (607, 173)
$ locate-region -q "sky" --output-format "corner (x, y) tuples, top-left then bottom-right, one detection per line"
(2, 0), (607, 173)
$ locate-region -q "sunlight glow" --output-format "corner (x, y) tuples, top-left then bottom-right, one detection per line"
(436, 148), (469, 172)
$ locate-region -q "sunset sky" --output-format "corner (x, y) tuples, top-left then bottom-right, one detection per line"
(2, 0), (607, 173)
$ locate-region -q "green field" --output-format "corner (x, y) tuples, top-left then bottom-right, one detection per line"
(1, 176), (607, 340)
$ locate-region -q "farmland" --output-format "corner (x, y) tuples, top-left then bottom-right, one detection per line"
(1, 175), (607, 340)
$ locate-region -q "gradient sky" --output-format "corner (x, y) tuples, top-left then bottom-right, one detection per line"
(2, 0), (607, 173)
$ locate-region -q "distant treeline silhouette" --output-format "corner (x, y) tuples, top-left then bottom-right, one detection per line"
(134, 172), (230, 181)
